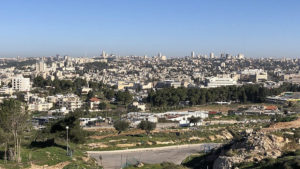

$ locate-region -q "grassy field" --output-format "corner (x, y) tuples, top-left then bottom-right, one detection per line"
(86, 128), (224, 151)
(0, 139), (101, 169)
(84, 120), (268, 151)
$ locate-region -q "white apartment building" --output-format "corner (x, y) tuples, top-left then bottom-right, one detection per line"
(240, 69), (268, 82)
(81, 87), (92, 95)
(255, 72), (268, 82)
(132, 101), (146, 111)
(117, 81), (134, 90)
(58, 94), (82, 111)
(36, 60), (47, 72)
(28, 102), (53, 112)
(0, 86), (13, 95)
(156, 111), (209, 127)
(141, 82), (153, 90)
(284, 73), (300, 84)
(12, 75), (31, 92)
(206, 76), (237, 88)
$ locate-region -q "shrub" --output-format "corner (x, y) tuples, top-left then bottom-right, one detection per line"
(138, 120), (156, 135)
(113, 120), (130, 134)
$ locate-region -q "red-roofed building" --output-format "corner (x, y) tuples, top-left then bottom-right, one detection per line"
(264, 105), (278, 111)
(89, 97), (101, 110)
(90, 97), (100, 102)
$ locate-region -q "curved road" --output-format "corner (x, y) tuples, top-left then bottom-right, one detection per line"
(87, 143), (219, 169)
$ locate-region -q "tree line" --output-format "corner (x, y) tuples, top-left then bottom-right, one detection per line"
(77, 61), (108, 74)
(33, 76), (88, 95)
(0, 59), (36, 69)
(146, 83), (300, 107)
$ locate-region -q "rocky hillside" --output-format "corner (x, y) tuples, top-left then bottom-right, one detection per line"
(185, 128), (300, 169)
(213, 132), (289, 169)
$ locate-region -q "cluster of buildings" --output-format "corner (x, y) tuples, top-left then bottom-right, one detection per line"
(0, 52), (299, 113)
(125, 111), (209, 127)
(266, 92), (300, 104)
(26, 93), (83, 113)
(0, 53), (299, 131)
(229, 105), (280, 116)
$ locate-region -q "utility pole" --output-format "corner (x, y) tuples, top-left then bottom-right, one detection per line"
(66, 126), (69, 156)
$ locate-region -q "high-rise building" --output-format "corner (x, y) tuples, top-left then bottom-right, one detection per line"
(56, 54), (60, 60)
(12, 75), (31, 92)
(158, 52), (162, 58)
(191, 51), (195, 58)
(64, 55), (69, 61)
(101, 50), (107, 58)
(210, 52), (214, 58)
(36, 59), (47, 72)
(226, 54), (231, 59)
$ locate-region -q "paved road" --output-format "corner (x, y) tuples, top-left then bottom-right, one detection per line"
(87, 143), (219, 169)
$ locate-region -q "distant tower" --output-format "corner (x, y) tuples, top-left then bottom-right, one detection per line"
(191, 51), (195, 58)
(226, 54), (231, 59)
(101, 50), (107, 58)
(158, 52), (162, 58)
(36, 59), (46, 72)
(210, 53), (214, 59)
(64, 55), (69, 61)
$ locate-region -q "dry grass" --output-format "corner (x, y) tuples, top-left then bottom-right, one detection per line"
(262, 118), (300, 132)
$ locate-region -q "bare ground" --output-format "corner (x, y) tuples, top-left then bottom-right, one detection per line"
(261, 118), (300, 132)
(29, 161), (70, 169)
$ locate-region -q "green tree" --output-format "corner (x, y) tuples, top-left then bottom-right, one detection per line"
(116, 91), (133, 105)
(138, 120), (156, 135)
(98, 102), (107, 110)
(113, 120), (130, 134)
(188, 116), (201, 126)
(0, 127), (9, 163)
(35, 110), (87, 144)
(33, 76), (51, 88)
(0, 99), (29, 162)
(86, 91), (95, 101)
(239, 89), (247, 103)
(104, 89), (115, 100)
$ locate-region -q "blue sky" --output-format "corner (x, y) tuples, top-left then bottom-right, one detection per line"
(0, 0), (300, 58)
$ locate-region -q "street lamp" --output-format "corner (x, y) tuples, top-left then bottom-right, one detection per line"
(66, 126), (69, 156)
